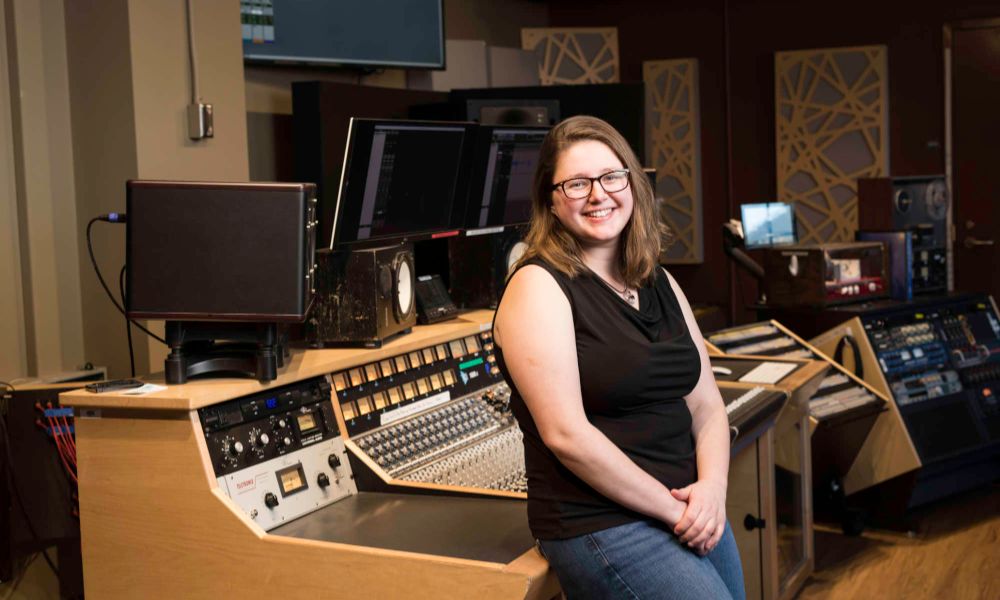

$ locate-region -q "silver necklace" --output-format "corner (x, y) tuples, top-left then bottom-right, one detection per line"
(597, 273), (636, 305)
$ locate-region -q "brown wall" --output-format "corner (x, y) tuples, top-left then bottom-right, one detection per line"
(549, 0), (1000, 324)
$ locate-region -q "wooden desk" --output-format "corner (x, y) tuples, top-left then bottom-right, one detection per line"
(61, 310), (821, 600)
(62, 311), (558, 600)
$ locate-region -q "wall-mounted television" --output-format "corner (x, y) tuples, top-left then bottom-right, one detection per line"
(464, 126), (549, 231)
(331, 118), (475, 248)
(741, 202), (798, 249)
(241, 0), (445, 70)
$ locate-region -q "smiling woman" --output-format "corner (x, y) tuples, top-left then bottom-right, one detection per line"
(493, 116), (745, 599)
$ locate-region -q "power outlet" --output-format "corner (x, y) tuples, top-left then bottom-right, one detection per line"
(187, 103), (214, 140)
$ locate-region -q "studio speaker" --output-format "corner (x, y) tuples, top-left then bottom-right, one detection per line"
(306, 244), (416, 347)
(448, 227), (528, 309)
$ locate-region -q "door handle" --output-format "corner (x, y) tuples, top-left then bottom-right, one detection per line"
(964, 237), (995, 249)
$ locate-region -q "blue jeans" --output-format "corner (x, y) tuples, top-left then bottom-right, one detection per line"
(538, 520), (745, 600)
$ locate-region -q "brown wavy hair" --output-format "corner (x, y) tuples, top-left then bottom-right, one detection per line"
(517, 115), (669, 288)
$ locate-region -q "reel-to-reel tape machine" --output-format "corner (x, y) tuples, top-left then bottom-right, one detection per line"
(858, 175), (951, 294)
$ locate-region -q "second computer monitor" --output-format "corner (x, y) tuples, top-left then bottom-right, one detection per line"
(465, 126), (548, 231)
(331, 118), (475, 248)
(741, 202), (797, 249)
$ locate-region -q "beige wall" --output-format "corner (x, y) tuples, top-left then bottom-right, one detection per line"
(2, 0), (85, 381)
(65, 0), (249, 378)
(6, 0), (540, 381)
(0, 0), (27, 381)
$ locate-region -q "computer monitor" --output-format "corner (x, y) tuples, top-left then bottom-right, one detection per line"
(740, 202), (797, 249)
(331, 118), (475, 248)
(465, 126), (548, 231)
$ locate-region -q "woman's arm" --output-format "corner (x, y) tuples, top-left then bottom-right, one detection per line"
(495, 265), (687, 527)
(663, 269), (732, 555)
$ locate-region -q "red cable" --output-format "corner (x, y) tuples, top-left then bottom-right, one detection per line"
(46, 402), (76, 463)
(59, 413), (77, 460)
(46, 414), (77, 481)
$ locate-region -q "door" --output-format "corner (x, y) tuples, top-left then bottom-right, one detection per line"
(949, 20), (1000, 299)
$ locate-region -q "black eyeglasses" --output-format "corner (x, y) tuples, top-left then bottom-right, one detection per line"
(551, 169), (630, 200)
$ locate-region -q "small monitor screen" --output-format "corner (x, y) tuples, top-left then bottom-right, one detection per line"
(465, 127), (549, 230)
(741, 202), (797, 249)
(331, 119), (473, 248)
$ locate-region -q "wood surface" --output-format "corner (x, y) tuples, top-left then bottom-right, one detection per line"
(810, 318), (922, 495)
(73, 408), (556, 599)
(798, 484), (1000, 600)
(727, 439), (764, 600)
(60, 310), (496, 411)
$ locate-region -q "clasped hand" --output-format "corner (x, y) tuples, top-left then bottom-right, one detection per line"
(670, 480), (727, 556)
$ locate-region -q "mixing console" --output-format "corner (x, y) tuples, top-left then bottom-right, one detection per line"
(332, 331), (528, 494)
(861, 295), (1000, 458)
(707, 322), (881, 421)
(198, 377), (357, 530)
(720, 386), (787, 443)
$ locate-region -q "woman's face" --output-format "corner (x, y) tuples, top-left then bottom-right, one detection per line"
(550, 140), (634, 250)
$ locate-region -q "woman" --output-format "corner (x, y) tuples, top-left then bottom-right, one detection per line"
(493, 116), (744, 599)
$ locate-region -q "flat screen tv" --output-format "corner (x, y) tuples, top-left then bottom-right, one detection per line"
(241, 0), (445, 69)
(464, 126), (549, 231)
(331, 118), (475, 248)
(741, 202), (798, 249)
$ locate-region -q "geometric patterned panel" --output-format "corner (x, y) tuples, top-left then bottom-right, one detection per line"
(775, 45), (889, 243)
(521, 28), (619, 85)
(643, 59), (702, 263)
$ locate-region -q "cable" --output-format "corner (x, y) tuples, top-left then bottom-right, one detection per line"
(120, 265), (136, 377)
(86, 215), (166, 345)
(186, 0), (200, 103)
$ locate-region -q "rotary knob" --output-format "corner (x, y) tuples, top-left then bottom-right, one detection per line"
(281, 436), (292, 448)
(264, 492), (279, 509)
(328, 453), (341, 469)
(228, 441), (245, 456)
(255, 432), (270, 448)
(317, 473), (331, 488)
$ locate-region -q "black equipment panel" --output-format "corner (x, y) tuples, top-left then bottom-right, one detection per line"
(271, 492), (534, 564)
(720, 387), (787, 445)
(331, 330), (502, 438)
(199, 377), (338, 477)
(126, 180), (317, 322)
(861, 295), (1000, 461)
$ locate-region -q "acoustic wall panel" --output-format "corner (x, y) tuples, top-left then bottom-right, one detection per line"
(644, 58), (703, 263)
(775, 45), (889, 243)
(520, 28), (619, 85)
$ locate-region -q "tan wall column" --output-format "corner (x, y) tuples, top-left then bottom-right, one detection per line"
(2, 0), (85, 380)
(66, 0), (249, 378)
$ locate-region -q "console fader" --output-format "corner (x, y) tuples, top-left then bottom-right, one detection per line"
(332, 330), (528, 495)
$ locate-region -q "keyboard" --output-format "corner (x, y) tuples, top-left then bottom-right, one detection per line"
(721, 386), (787, 442)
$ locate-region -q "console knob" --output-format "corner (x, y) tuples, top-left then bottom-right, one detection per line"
(264, 492), (279, 509)
(230, 441), (245, 456)
(278, 419), (287, 428)
(256, 433), (270, 447)
(282, 436), (292, 448)
(317, 473), (331, 488)
(328, 453), (342, 469)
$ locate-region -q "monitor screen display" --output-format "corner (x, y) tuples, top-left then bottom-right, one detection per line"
(465, 126), (548, 230)
(331, 119), (474, 248)
(741, 202), (797, 249)
(241, 0), (444, 69)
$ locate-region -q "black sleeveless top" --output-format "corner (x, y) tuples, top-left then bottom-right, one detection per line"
(493, 259), (702, 540)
